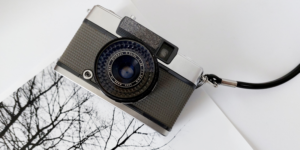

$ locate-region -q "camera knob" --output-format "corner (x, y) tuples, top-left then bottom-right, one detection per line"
(83, 70), (93, 80)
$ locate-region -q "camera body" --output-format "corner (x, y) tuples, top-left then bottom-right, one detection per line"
(55, 5), (203, 136)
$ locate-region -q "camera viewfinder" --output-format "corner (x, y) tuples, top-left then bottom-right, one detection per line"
(157, 42), (178, 64)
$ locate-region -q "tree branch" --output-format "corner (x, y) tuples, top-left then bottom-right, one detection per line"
(104, 108), (116, 150)
(111, 124), (144, 150)
(116, 119), (134, 146)
(0, 76), (62, 138)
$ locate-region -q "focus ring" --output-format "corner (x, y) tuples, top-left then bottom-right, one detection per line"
(95, 38), (158, 103)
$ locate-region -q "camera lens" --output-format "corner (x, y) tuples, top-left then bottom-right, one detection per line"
(111, 55), (141, 83)
(95, 38), (158, 103)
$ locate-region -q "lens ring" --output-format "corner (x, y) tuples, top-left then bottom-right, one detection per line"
(94, 38), (158, 103)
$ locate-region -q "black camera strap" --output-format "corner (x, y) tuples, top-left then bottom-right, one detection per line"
(199, 64), (300, 89)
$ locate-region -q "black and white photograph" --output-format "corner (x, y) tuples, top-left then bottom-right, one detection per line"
(0, 62), (174, 150)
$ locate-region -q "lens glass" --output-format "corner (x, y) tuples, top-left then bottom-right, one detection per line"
(119, 63), (134, 79)
(120, 66), (134, 78)
(113, 55), (138, 79)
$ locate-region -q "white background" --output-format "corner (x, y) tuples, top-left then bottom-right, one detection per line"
(132, 0), (300, 150)
(0, 0), (253, 150)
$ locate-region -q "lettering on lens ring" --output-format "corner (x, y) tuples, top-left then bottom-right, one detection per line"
(108, 50), (145, 88)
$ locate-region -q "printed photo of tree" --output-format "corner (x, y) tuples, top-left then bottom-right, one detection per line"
(0, 62), (176, 150)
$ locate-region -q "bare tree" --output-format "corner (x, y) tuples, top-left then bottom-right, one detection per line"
(67, 107), (158, 150)
(0, 62), (161, 150)
(0, 63), (94, 149)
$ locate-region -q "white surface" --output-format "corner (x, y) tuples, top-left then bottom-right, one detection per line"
(132, 0), (300, 150)
(160, 88), (252, 150)
(0, 0), (253, 150)
(0, 0), (151, 101)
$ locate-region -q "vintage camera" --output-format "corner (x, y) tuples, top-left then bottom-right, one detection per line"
(55, 5), (204, 136)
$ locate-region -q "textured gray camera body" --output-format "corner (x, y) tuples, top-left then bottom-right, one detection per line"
(58, 20), (195, 131)
(60, 22), (115, 83)
(55, 6), (203, 135)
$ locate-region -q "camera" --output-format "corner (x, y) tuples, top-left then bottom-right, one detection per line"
(55, 5), (204, 136)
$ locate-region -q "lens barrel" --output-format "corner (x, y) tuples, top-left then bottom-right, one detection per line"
(95, 38), (159, 103)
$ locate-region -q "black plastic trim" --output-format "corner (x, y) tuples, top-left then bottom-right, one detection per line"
(116, 17), (178, 64)
(156, 40), (178, 64)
